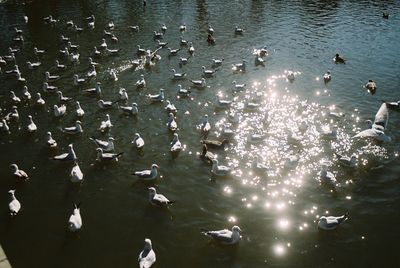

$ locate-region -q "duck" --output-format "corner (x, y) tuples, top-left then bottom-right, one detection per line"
(8, 190), (21, 216)
(131, 133), (145, 149)
(365, 80), (377, 95)
(171, 69), (186, 79)
(53, 144), (77, 161)
(333, 53), (345, 64)
(201, 144), (216, 164)
(286, 71), (295, 82)
(167, 113), (178, 131)
(191, 78), (206, 88)
(27, 115), (37, 132)
(136, 74), (146, 88)
(177, 84), (191, 97)
(53, 104), (67, 117)
(132, 164), (160, 181)
(201, 139), (228, 149)
(148, 187), (175, 208)
(170, 133), (182, 152)
(46, 131), (57, 148)
(10, 164), (29, 181)
(197, 114), (211, 133)
(68, 203), (82, 232)
(70, 162), (83, 183)
(202, 225), (242, 245)
(323, 71), (331, 83)
(318, 212), (349, 230)
(96, 148), (123, 162)
(36, 93), (46, 106)
(211, 159), (232, 176)
(75, 101), (85, 117)
(334, 153), (357, 168)
(61, 121), (83, 135)
(119, 102), (139, 115)
(98, 114), (113, 132)
(147, 89), (165, 102)
(138, 238), (156, 268)
(27, 61), (41, 70)
(90, 136), (115, 152)
(164, 100), (177, 113)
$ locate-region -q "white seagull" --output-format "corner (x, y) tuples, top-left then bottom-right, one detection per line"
(318, 212), (349, 230)
(70, 162), (83, 183)
(8, 190), (21, 216)
(132, 133), (145, 149)
(98, 114), (113, 132)
(90, 136), (115, 152)
(132, 164), (160, 181)
(46, 131), (57, 148)
(138, 238), (156, 268)
(53, 144), (77, 161)
(148, 187), (175, 207)
(96, 148), (123, 162)
(170, 133), (182, 152)
(202, 225), (242, 245)
(53, 104), (67, 117)
(211, 159), (232, 176)
(10, 164), (29, 181)
(27, 115), (37, 132)
(61, 120), (83, 135)
(68, 203), (82, 232)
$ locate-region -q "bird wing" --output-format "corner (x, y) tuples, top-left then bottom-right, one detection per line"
(134, 170), (151, 177)
(373, 103), (388, 130)
(53, 153), (68, 160)
(206, 229), (232, 242)
(153, 194), (170, 205)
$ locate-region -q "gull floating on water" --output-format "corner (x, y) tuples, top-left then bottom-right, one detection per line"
(82, 82), (102, 96)
(318, 212), (349, 230)
(68, 203), (82, 232)
(164, 100), (177, 113)
(8, 190), (21, 217)
(177, 84), (191, 97)
(138, 238), (156, 268)
(10, 164), (29, 181)
(171, 69), (186, 79)
(36, 93), (45, 106)
(90, 136), (115, 152)
(147, 89), (165, 102)
(75, 101), (85, 117)
(46, 131), (57, 148)
(98, 114), (113, 132)
(136, 74), (146, 88)
(70, 162), (83, 183)
(197, 114), (211, 133)
(211, 159), (231, 176)
(57, 91), (73, 103)
(167, 113), (178, 131)
(53, 144), (77, 161)
(22, 86), (31, 100)
(119, 102), (138, 115)
(318, 165), (336, 185)
(323, 71), (331, 83)
(132, 133), (145, 149)
(334, 153), (357, 168)
(98, 99), (115, 109)
(170, 133), (182, 152)
(27, 115), (37, 132)
(202, 225), (242, 245)
(96, 148), (123, 162)
(61, 120), (83, 135)
(148, 187), (175, 207)
(132, 164), (160, 181)
(53, 104), (66, 117)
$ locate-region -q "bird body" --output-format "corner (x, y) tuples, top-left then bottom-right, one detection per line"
(197, 114), (211, 133)
(147, 89), (164, 102)
(53, 104), (67, 117)
(27, 115), (37, 132)
(98, 114), (113, 132)
(318, 213), (349, 230)
(170, 133), (182, 152)
(90, 136), (115, 152)
(202, 226), (242, 245)
(138, 239), (156, 268)
(167, 113), (178, 131)
(335, 153), (357, 168)
(165, 100), (177, 113)
(46, 131), (57, 148)
(68, 203), (82, 232)
(119, 103), (138, 115)
(75, 101), (85, 117)
(132, 164), (159, 181)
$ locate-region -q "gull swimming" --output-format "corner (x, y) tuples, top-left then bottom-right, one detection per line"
(136, 74), (146, 88)
(191, 78), (206, 88)
(318, 212), (349, 230)
(10, 164), (29, 181)
(148, 187), (175, 207)
(53, 144), (77, 161)
(46, 131), (57, 148)
(177, 84), (191, 97)
(132, 133), (145, 149)
(96, 148), (123, 162)
(364, 79), (377, 95)
(36, 93), (45, 106)
(57, 91), (73, 103)
(61, 120), (83, 135)
(201, 144), (216, 165)
(171, 69), (186, 79)
(138, 238), (156, 268)
(75, 101), (85, 117)
(334, 153), (357, 168)
(167, 113), (178, 131)
(201, 138), (228, 149)
(211, 159), (232, 176)
(132, 164), (160, 181)
(8, 190), (21, 216)
(170, 133), (182, 152)
(22, 86), (31, 100)
(202, 225), (242, 245)
(90, 136), (115, 152)
(43, 82), (57, 93)
(164, 100), (177, 113)
(70, 162), (83, 183)
(197, 114), (211, 133)
(68, 203), (82, 232)
(82, 82), (102, 96)
(98, 114), (113, 132)
(98, 99), (115, 109)
(53, 104), (67, 117)
(27, 115), (37, 132)
(147, 89), (165, 102)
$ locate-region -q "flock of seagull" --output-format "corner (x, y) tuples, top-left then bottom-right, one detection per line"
(0, 8), (397, 267)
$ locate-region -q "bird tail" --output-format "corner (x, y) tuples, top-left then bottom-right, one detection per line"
(116, 152), (124, 158)
(167, 200), (176, 205)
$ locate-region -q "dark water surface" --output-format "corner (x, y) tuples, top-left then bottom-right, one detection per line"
(1, 0), (400, 267)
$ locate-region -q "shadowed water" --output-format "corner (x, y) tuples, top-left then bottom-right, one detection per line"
(0, 0), (400, 267)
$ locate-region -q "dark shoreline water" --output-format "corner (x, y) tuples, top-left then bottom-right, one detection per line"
(1, 1), (400, 267)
